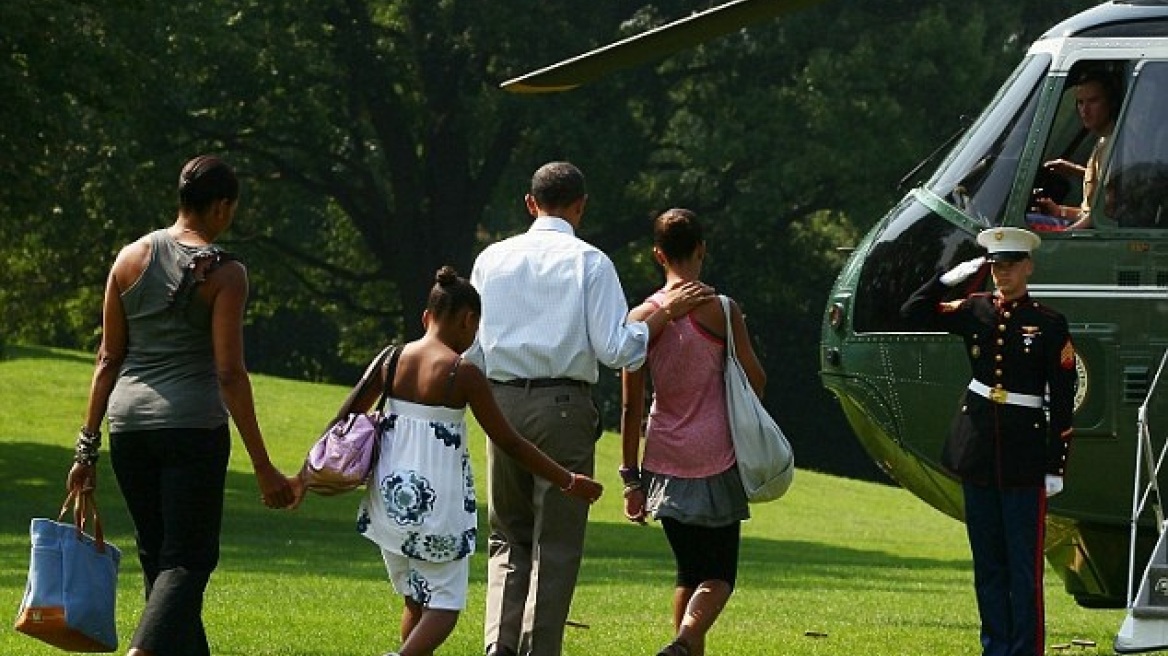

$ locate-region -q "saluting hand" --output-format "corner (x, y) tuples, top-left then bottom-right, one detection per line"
(940, 256), (986, 287)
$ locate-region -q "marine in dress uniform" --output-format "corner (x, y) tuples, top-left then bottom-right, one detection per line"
(901, 227), (1076, 656)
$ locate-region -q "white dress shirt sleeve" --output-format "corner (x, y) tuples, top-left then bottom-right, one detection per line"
(585, 252), (650, 372)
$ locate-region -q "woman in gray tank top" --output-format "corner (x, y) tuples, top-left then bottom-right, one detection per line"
(66, 154), (297, 656)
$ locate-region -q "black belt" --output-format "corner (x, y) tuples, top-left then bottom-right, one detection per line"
(492, 377), (588, 389)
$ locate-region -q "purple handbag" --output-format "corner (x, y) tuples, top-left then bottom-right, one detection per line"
(300, 345), (401, 496)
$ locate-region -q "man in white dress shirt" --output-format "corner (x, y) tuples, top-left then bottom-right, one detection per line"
(468, 161), (711, 656)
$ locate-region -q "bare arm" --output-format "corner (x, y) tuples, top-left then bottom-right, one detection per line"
(208, 261), (294, 508)
(622, 302), (656, 457)
(619, 346), (649, 523)
(728, 299), (767, 398)
(1044, 158), (1087, 179)
(622, 301), (654, 466)
(67, 247), (137, 494)
(461, 362), (601, 502)
(620, 365), (647, 471)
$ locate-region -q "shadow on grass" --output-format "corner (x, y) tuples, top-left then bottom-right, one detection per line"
(2, 442), (968, 594)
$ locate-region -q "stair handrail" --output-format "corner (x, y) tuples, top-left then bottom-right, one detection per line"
(1128, 348), (1168, 606)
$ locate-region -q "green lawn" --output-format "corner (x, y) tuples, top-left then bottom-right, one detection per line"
(0, 344), (1125, 655)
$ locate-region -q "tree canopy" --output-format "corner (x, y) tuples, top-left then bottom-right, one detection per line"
(0, 0), (1097, 477)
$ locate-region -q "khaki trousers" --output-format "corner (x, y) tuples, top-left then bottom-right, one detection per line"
(483, 382), (598, 656)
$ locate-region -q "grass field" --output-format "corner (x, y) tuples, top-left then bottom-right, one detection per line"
(0, 344), (1126, 655)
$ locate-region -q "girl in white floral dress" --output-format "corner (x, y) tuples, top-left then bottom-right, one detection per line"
(350, 266), (602, 656)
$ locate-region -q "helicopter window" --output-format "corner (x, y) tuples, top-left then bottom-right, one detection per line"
(851, 199), (982, 334)
(926, 55), (1050, 227)
(1099, 61), (1168, 228)
(1026, 61), (1129, 231)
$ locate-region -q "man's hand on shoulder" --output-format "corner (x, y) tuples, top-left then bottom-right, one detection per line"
(661, 280), (715, 320)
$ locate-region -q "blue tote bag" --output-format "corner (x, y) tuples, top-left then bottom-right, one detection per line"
(14, 492), (121, 652)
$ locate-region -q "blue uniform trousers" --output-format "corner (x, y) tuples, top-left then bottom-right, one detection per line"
(963, 482), (1046, 656)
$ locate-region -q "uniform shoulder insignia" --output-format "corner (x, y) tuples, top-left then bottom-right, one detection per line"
(939, 299), (964, 313)
(1060, 339), (1076, 370)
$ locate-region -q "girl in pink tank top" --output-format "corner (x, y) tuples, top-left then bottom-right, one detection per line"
(640, 289), (735, 478)
(620, 209), (766, 656)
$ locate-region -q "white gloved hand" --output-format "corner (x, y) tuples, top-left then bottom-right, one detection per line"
(1045, 475), (1064, 498)
(939, 256), (987, 287)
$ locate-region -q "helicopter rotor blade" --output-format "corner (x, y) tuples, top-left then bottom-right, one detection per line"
(501, 0), (822, 94)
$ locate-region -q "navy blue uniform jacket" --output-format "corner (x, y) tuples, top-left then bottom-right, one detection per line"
(901, 276), (1076, 487)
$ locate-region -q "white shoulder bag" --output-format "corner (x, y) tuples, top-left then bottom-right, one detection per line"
(721, 295), (794, 502)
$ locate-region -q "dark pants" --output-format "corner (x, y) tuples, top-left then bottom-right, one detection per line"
(962, 482), (1046, 656)
(111, 425), (230, 656)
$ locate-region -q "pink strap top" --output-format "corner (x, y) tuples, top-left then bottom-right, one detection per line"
(641, 291), (736, 478)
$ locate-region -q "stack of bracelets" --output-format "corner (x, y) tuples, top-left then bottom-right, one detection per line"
(619, 465), (642, 498)
(74, 426), (102, 466)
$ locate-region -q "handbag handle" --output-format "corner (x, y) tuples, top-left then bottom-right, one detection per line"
(373, 345), (403, 414)
(58, 489), (109, 553)
(331, 345), (396, 425)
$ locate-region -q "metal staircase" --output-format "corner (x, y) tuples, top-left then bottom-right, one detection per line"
(1116, 349), (1168, 653)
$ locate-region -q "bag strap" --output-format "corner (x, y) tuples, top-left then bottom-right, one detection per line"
(58, 489), (109, 553)
(374, 345), (403, 413)
(720, 295), (738, 360)
(332, 345), (395, 424)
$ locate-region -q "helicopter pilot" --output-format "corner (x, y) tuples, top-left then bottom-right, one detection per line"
(900, 227), (1076, 656)
(1033, 68), (1121, 230)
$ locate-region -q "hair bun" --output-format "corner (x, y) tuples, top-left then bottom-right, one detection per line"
(435, 265), (460, 286)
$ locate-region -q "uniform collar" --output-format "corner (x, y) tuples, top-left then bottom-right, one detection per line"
(994, 292), (1032, 310)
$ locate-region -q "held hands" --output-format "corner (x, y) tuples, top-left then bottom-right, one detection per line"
(255, 462), (297, 509)
(562, 473), (603, 504)
(939, 256), (986, 287)
(286, 470), (307, 510)
(1045, 475), (1064, 498)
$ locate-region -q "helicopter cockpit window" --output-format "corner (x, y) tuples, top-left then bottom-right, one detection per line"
(1026, 61), (1129, 231)
(1100, 61), (1168, 228)
(926, 54), (1050, 227)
